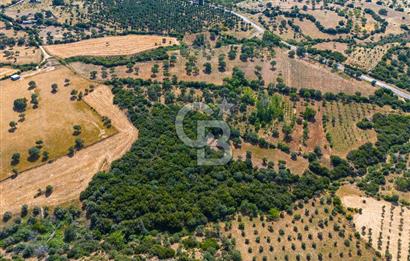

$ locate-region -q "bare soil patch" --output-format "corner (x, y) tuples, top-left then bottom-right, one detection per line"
(44, 35), (179, 58)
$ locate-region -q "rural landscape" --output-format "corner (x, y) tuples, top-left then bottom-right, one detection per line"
(0, 0), (409, 259)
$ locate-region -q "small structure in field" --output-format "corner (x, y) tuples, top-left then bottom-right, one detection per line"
(10, 74), (20, 81)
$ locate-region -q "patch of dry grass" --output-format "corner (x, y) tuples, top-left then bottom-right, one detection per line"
(0, 66), (116, 178)
(45, 35), (179, 58)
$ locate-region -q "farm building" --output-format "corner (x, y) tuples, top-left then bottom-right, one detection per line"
(10, 74), (20, 81)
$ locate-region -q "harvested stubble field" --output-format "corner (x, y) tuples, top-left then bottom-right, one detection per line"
(222, 196), (381, 261)
(341, 192), (410, 261)
(0, 66), (117, 178)
(0, 82), (138, 214)
(44, 35), (179, 58)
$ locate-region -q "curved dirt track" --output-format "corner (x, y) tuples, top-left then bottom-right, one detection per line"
(0, 85), (138, 214)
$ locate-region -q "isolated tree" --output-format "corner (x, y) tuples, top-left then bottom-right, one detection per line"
(31, 94), (39, 108)
(45, 185), (53, 197)
(13, 98), (27, 112)
(28, 147), (41, 161)
(288, 50), (296, 58)
(68, 146), (75, 156)
(75, 138), (84, 150)
(42, 151), (49, 161)
(21, 204), (28, 217)
(126, 63), (133, 73)
(2, 212), (12, 223)
(11, 153), (20, 165)
(303, 106), (316, 122)
(73, 125), (81, 136)
(282, 124), (293, 142)
(18, 113), (25, 122)
(51, 83), (58, 93)
(9, 121), (17, 132)
(203, 62), (212, 74)
(218, 54), (226, 72)
(90, 71), (97, 79)
(28, 80), (37, 90)
(270, 60), (277, 70)
(151, 64), (159, 77)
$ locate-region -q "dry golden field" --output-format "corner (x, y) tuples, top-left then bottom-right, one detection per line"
(44, 35), (179, 58)
(0, 67), (17, 79)
(0, 83), (138, 214)
(0, 66), (117, 179)
(0, 47), (42, 65)
(341, 191), (410, 261)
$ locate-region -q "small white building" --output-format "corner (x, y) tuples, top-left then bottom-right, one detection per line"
(10, 74), (20, 81)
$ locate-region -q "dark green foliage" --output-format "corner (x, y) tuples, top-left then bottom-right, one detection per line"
(52, 0), (64, 6)
(303, 106), (316, 122)
(193, 34), (205, 48)
(356, 118), (373, 129)
(83, 0), (239, 35)
(395, 173), (410, 192)
(65, 46), (175, 67)
(80, 85), (328, 238)
(13, 98), (28, 112)
(371, 47), (410, 91)
(307, 48), (347, 63)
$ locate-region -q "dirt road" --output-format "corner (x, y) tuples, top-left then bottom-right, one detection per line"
(0, 85), (138, 214)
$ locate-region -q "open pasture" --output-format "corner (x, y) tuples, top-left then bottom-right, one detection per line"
(44, 35), (179, 58)
(0, 83), (138, 214)
(0, 46), (42, 65)
(0, 66), (116, 179)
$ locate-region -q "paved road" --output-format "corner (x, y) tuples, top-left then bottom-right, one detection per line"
(228, 8), (409, 100)
(360, 74), (410, 100)
(4, 0), (24, 8)
(228, 9), (265, 35)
